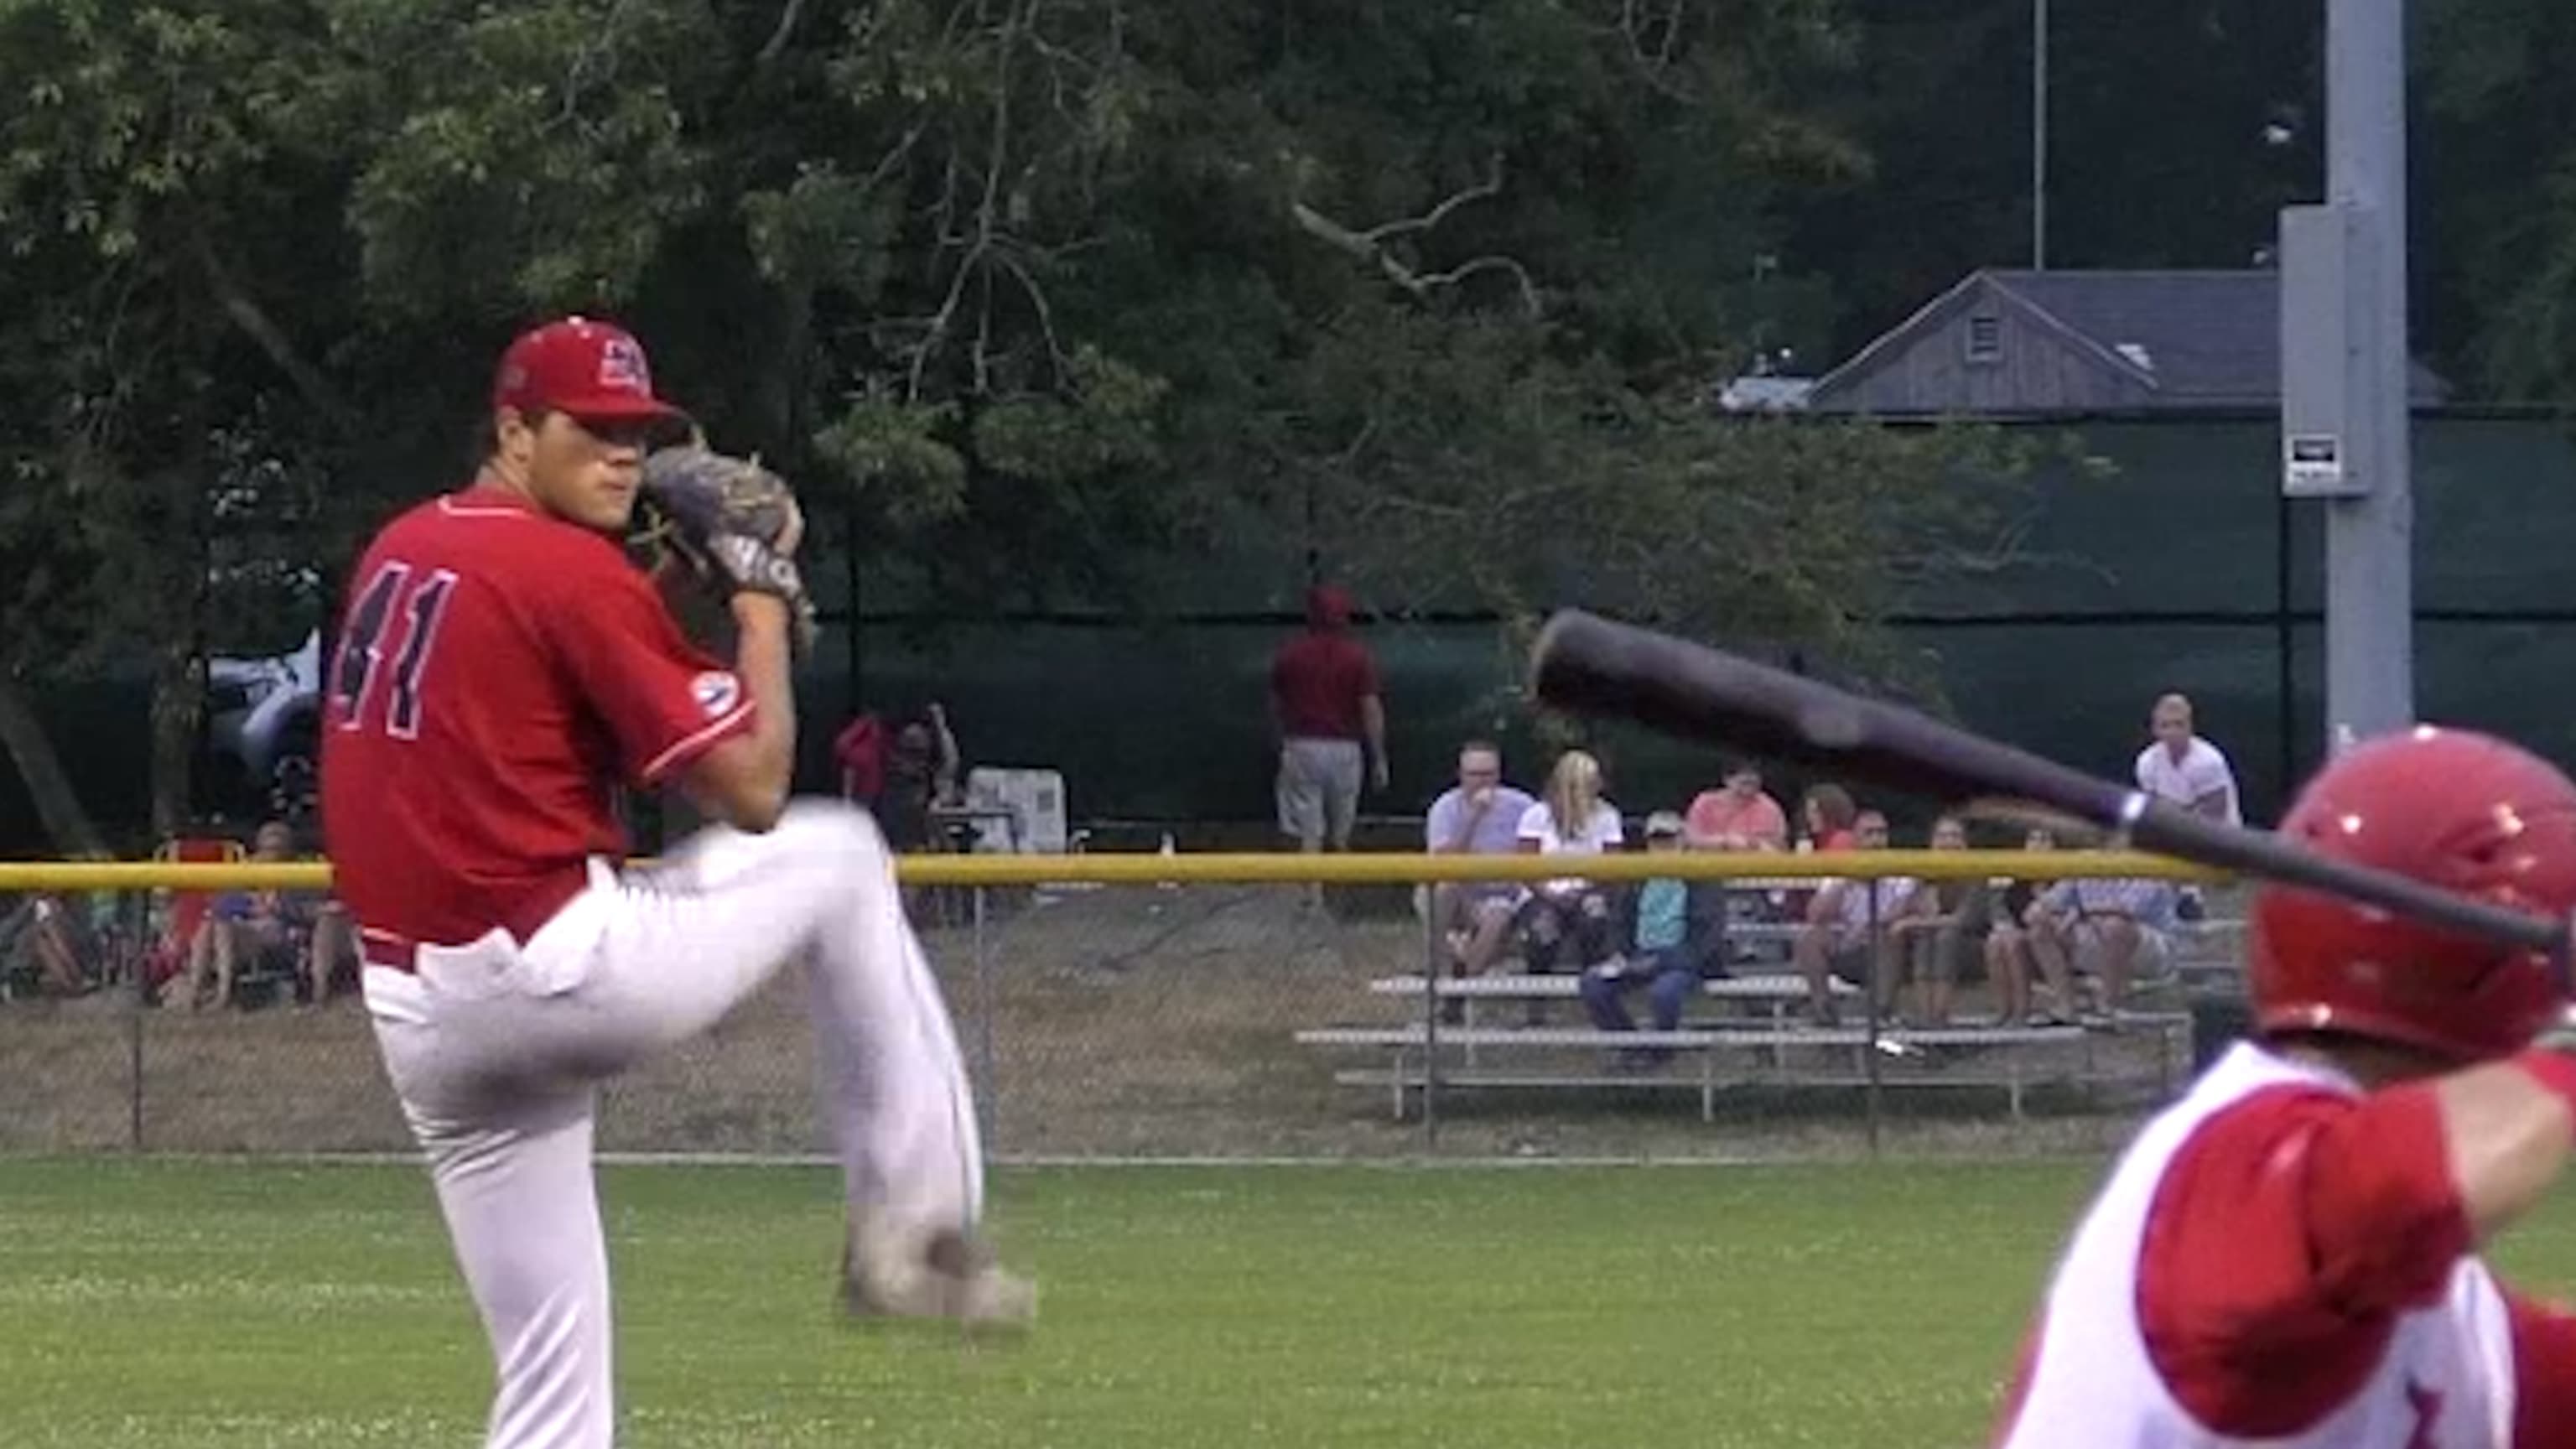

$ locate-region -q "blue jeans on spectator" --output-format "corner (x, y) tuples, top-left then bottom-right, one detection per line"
(1579, 948), (1701, 1037)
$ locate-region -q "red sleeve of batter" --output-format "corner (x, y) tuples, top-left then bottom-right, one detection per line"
(2510, 1291), (2576, 1447)
(544, 564), (756, 787)
(2137, 1081), (2470, 1437)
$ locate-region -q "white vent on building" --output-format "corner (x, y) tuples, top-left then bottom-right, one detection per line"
(1965, 314), (2003, 363)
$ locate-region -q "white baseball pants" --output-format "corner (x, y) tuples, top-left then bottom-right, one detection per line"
(361, 802), (984, 1449)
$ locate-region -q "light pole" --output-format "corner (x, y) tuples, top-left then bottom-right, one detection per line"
(2031, 0), (2049, 269)
(2279, 0), (2413, 754)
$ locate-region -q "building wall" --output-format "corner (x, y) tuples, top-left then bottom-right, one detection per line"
(1812, 285), (2156, 416)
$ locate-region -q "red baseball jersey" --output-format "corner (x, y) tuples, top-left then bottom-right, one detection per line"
(1270, 631), (1380, 740)
(1995, 1041), (2576, 1446)
(319, 486), (754, 948)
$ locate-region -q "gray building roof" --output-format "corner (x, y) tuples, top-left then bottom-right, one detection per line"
(1805, 269), (2451, 416)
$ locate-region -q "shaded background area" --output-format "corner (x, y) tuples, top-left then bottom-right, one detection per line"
(7, 413), (2575, 851)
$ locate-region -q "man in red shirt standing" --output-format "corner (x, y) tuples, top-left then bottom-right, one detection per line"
(1269, 584), (1387, 866)
(1995, 727), (2576, 1446)
(322, 317), (1031, 1449)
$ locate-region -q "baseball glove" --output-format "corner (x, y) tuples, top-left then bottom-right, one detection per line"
(631, 443), (819, 650)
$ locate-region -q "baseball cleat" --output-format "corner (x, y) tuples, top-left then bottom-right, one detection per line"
(840, 1214), (1037, 1332)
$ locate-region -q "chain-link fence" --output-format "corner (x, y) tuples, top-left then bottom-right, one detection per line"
(0, 853), (2247, 1160)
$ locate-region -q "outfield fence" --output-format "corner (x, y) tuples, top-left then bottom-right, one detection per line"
(0, 850), (2247, 1161)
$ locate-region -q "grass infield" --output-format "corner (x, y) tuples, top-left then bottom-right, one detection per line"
(7, 1156), (2576, 1446)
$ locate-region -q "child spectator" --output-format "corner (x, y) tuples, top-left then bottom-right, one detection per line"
(1578, 811), (1727, 1069)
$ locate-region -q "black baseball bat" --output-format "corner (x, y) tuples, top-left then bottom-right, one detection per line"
(1528, 608), (2563, 953)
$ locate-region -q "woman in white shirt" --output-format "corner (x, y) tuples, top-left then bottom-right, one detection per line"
(1513, 750), (1626, 978)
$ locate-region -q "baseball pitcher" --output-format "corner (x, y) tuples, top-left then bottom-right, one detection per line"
(319, 317), (1031, 1449)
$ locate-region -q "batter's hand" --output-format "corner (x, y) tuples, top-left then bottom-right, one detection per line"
(632, 443), (819, 651)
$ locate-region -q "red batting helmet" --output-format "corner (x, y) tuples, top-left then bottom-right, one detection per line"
(2252, 725), (2576, 1062)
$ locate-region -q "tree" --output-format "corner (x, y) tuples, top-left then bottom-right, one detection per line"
(0, 1), (345, 843)
(0, 0), (2065, 845)
(1110, 0), (2030, 697)
(2418, 0), (2576, 403)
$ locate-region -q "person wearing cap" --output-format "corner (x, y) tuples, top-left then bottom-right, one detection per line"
(1576, 809), (1727, 1068)
(320, 317), (1031, 1449)
(1269, 583), (1388, 869)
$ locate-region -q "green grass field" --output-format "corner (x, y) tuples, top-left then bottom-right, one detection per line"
(6, 1156), (2575, 1448)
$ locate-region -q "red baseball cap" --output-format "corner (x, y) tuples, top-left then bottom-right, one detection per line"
(491, 316), (687, 423)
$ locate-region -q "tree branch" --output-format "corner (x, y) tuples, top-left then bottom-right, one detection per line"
(1619, 0), (1698, 103)
(1363, 153), (1506, 247)
(554, 0), (637, 132)
(1289, 154), (1539, 317)
(1412, 256), (1544, 321)
(911, 0), (1030, 402)
(193, 235), (359, 434)
(755, 0), (811, 67)
(990, 247), (1068, 383)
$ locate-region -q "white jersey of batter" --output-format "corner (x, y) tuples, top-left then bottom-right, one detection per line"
(1998, 1042), (2517, 1447)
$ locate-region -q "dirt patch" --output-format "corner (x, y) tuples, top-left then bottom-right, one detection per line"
(0, 887), (2193, 1160)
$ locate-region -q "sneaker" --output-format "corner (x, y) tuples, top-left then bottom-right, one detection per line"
(842, 1213), (1037, 1332)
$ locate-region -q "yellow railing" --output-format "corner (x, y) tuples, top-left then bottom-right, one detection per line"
(0, 849), (2220, 893)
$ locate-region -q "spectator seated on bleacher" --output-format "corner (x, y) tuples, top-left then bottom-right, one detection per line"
(1683, 759), (1789, 853)
(1793, 809), (1915, 1026)
(0, 893), (99, 999)
(1577, 812), (1729, 1069)
(1883, 814), (1992, 1027)
(1423, 740), (1538, 981)
(1982, 826), (2059, 1026)
(1770, 782), (1862, 932)
(1512, 750), (1625, 1022)
(1682, 760), (1795, 966)
(2003, 869), (2179, 1027)
(177, 819), (357, 1010)
(1795, 783), (1861, 854)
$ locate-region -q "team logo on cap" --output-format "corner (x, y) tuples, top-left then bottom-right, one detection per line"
(691, 671), (742, 719)
(600, 335), (652, 395)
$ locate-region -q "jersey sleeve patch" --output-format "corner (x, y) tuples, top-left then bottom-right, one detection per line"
(638, 671), (754, 783)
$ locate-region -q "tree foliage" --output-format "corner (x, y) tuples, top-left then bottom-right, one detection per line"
(20, 0), (2576, 839)
(2418, 0), (2576, 403)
